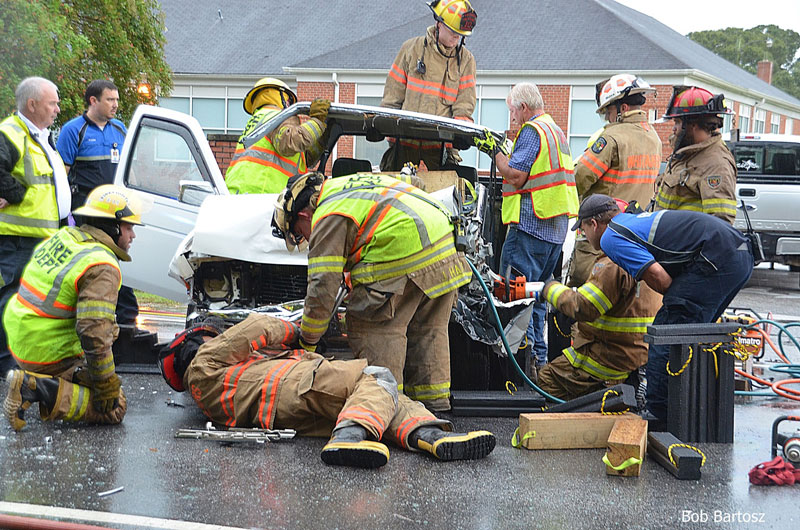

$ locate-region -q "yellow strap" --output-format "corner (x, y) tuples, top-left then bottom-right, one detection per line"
(668, 443), (707, 467)
(505, 381), (517, 395)
(602, 453), (642, 471)
(511, 427), (536, 448)
(666, 346), (693, 376)
(600, 389), (629, 415)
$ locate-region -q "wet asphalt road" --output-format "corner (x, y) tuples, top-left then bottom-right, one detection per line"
(0, 267), (799, 529)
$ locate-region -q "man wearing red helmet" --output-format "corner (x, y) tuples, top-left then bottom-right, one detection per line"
(380, 0), (477, 170)
(653, 86), (737, 224)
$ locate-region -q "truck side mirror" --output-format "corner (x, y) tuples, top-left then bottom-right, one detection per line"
(179, 180), (215, 206)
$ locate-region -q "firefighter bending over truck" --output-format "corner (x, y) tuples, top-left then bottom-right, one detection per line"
(271, 172), (471, 412)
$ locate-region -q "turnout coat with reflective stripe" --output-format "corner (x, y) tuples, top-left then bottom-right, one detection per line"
(300, 173), (470, 344)
(381, 26), (476, 120)
(574, 110), (662, 206)
(502, 114), (579, 224)
(0, 114), (62, 237)
(226, 107), (324, 194)
(654, 134), (737, 224)
(543, 256), (661, 379)
(4, 226), (122, 364)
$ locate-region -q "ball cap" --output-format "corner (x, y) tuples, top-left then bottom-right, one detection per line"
(571, 194), (619, 231)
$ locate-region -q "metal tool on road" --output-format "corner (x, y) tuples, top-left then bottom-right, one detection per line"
(772, 415), (800, 468)
(176, 422), (296, 443)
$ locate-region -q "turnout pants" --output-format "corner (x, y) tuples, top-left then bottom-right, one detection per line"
(346, 281), (456, 411)
(188, 314), (449, 448)
(15, 356), (127, 425)
(537, 354), (609, 401)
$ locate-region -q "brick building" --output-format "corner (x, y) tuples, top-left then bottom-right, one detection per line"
(157, 0), (800, 174)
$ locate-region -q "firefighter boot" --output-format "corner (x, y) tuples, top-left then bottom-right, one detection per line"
(4, 370), (59, 431)
(321, 425), (390, 469)
(411, 426), (497, 461)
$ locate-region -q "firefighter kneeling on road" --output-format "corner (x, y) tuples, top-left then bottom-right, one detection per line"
(537, 198), (662, 401)
(159, 314), (495, 469)
(3, 185), (146, 431)
(272, 172), (471, 412)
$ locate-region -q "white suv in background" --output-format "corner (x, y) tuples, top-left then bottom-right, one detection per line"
(727, 133), (800, 269)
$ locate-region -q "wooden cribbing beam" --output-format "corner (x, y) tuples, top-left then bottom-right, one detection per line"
(517, 412), (638, 450)
(605, 417), (648, 477)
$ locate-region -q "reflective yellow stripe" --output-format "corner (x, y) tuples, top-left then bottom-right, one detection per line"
(563, 346), (629, 380)
(307, 255), (346, 275)
(301, 313), (330, 335)
(404, 381), (450, 401)
(76, 300), (116, 320)
(546, 283), (570, 306)
(577, 282), (612, 314)
(350, 236), (456, 284)
(66, 384), (90, 420)
(585, 315), (654, 333)
(423, 267), (471, 298)
(701, 198), (737, 216)
(654, 191), (702, 211)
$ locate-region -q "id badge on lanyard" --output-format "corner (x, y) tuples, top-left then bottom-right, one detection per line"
(110, 142), (120, 164)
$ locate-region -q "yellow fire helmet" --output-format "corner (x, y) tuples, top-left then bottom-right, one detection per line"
(429, 0), (477, 36)
(72, 184), (149, 226)
(272, 172), (324, 251)
(243, 77), (298, 115)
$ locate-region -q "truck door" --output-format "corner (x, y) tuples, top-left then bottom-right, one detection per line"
(114, 105), (228, 301)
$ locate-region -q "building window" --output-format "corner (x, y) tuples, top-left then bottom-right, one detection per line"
(754, 109), (766, 133)
(739, 104), (751, 133)
(568, 86), (606, 158)
(787, 118), (794, 135)
(771, 114), (781, 134)
(160, 85), (255, 135)
(723, 110), (733, 133)
(468, 85), (509, 170)
(354, 92), (388, 169)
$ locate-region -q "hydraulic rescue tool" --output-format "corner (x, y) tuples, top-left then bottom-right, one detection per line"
(772, 415), (800, 468)
(489, 265), (544, 303)
(176, 422), (296, 443)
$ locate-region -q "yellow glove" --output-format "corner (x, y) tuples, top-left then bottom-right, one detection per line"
(309, 99), (331, 123)
(500, 137), (514, 157)
(473, 128), (498, 155)
(91, 373), (122, 413)
(299, 337), (318, 353)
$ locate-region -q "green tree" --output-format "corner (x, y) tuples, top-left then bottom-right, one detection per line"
(689, 25), (800, 100)
(0, 0), (172, 126)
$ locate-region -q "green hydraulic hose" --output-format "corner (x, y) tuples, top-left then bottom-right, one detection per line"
(465, 257), (565, 404)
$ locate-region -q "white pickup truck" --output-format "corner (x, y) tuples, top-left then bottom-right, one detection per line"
(727, 133), (800, 269)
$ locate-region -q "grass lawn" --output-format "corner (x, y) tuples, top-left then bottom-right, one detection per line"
(134, 290), (187, 310)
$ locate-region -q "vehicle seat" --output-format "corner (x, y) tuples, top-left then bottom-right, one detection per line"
(440, 163), (477, 184)
(770, 152), (797, 175)
(332, 157), (373, 177)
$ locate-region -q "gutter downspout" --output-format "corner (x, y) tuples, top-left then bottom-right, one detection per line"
(332, 72), (340, 162)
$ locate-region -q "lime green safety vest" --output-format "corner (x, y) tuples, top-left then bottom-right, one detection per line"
(501, 114), (579, 224)
(313, 173), (469, 293)
(225, 108), (307, 194)
(0, 114), (61, 237)
(3, 227), (120, 364)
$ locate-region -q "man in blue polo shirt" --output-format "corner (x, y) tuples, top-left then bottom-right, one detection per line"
(575, 194), (753, 424)
(57, 80), (138, 329)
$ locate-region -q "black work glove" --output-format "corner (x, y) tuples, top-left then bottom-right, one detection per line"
(309, 98), (331, 123)
(92, 373), (122, 413)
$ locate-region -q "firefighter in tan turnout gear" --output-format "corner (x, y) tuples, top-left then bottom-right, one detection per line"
(3, 185), (145, 430)
(158, 314), (496, 469)
(653, 86), (737, 224)
(380, 0), (477, 170)
(568, 74), (661, 287)
(225, 77), (331, 194)
(272, 172), (471, 412)
(538, 197), (662, 400)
